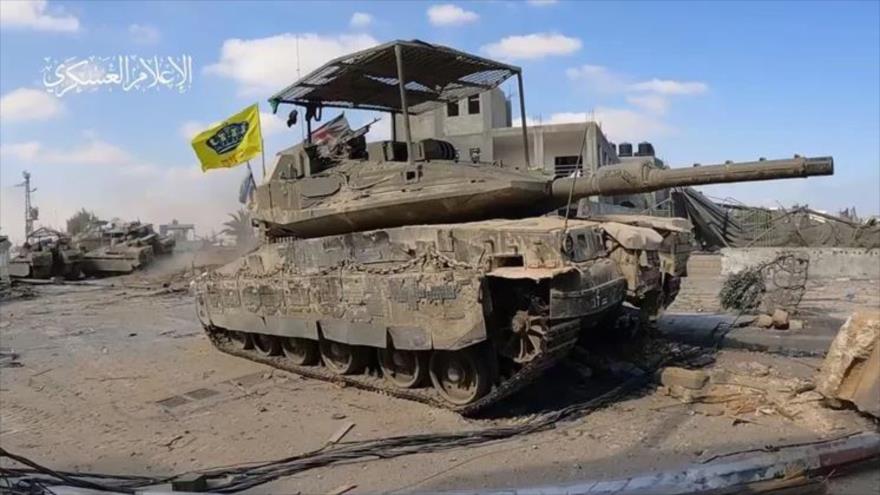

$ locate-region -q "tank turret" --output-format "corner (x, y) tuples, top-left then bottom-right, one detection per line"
(252, 146), (832, 238)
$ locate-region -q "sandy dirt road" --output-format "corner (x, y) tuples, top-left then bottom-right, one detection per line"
(0, 255), (876, 493)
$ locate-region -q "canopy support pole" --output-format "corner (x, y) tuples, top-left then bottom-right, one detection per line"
(390, 111), (397, 141)
(394, 44), (414, 165)
(516, 71), (531, 168)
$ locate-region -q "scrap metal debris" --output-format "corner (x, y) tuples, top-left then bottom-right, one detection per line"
(816, 310), (880, 418)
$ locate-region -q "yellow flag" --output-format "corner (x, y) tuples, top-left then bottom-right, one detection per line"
(191, 104), (262, 172)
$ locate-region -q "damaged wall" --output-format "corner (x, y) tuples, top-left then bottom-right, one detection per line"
(721, 247), (880, 279)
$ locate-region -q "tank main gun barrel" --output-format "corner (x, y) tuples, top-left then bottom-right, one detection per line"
(549, 156), (834, 201)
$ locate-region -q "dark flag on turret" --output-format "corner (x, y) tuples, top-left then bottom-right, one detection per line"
(311, 113), (350, 146)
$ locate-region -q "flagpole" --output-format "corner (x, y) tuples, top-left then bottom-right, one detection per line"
(260, 137), (267, 182)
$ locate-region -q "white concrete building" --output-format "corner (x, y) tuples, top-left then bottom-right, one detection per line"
(395, 89), (621, 176)
(394, 88), (669, 212)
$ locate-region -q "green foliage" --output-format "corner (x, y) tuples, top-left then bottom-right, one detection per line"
(66, 208), (100, 236)
(719, 268), (765, 312)
(222, 209), (255, 245)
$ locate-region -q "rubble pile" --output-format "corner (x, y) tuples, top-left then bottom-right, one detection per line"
(658, 364), (853, 434)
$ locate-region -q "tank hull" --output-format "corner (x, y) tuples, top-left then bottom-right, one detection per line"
(80, 245), (153, 275)
(195, 216), (685, 413)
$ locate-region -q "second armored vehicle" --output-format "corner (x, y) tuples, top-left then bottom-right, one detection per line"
(75, 221), (175, 275)
(194, 40), (833, 413)
(9, 228), (82, 280)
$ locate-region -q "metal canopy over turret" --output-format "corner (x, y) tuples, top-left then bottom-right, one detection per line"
(268, 39), (521, 114)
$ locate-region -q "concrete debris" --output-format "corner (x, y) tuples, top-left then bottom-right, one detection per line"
(658, 367), (708, 390)
(753, 311), (792, 330)
(755, 314), (774, 328)
(660, 365), (853, 434)
(171, 473), (208, 492)
(816, 310), (880, 418)
(771, 309), (790, 329)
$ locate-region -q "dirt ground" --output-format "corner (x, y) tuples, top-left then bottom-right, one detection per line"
(1, 252), (878, 494)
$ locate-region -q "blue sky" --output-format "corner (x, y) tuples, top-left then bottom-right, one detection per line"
(1, 0), (878, 243)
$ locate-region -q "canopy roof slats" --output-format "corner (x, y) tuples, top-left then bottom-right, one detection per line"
(269, 40), (521, 114)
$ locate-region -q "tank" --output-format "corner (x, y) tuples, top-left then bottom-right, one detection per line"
(74, 220), (174, 275)
(9, 228), (82, 280)
(193, 40), (833, 414)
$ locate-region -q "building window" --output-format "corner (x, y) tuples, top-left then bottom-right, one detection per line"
(554, 155), (583, 178)
(447, 101), (459, 117)
(467, 95), (480, 114)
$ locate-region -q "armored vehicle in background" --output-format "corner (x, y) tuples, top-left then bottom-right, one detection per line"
(74, 221), (175, 275)
(193, 40), (833, 413)
(9, 228), (82, 280)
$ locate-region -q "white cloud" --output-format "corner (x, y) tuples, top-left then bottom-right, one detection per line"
(259, 112), (286, 137)
(0, 88), (64, 122)
(180, 121), (209, 140)
(349, 12), (373, 28)
(0, 141), (42, 161)
(0, 0), (79, 32)
(527, 0), (558, 5)
(206, 33), (379, 96)
(513, 107), (671, 143)
(629, 78), (708, 95)
(179, 112), (286, 141)
(566, 64), (704, 121)
(128, 24), (160, 44)
(567, 64), (709, 97)
(427, 4), (479, 26)
(482, 33), (581, 60)
(565, 65), (627, 93)
(626, 94), (669, 114)
(1, 138), (132, 166)
(591, 107), (672, 141)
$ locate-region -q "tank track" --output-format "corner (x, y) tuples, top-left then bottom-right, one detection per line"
(205, 318), (581, 416)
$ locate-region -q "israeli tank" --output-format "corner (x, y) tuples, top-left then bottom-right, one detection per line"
(9, 228), (82, 280)
(193, 40), (833, 413)
(75, 220), (174, 276)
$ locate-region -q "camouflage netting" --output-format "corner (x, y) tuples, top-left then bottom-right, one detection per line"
(720, 253), (809, 313)
(675, 188), (880, 250)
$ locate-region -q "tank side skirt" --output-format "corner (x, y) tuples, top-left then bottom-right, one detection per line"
(203, 271), (626, 350)
(205, 316), (581, 415)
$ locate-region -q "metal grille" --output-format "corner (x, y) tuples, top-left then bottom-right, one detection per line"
(269, 40), (520, 114)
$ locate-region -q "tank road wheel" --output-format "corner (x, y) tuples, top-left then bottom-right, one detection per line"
(320, 340), (368, 375)
(429, 347), (492, 406)
(252, 333), (282, 356)
(503, 311), (548, 364)
(378, 349), (428, 389)
(281, 337), (319, 366)
(230, 331), (253, 350)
